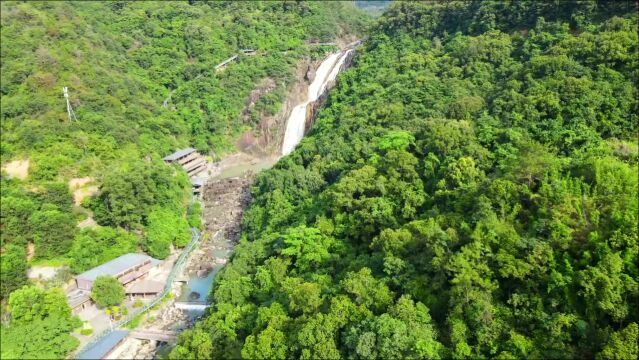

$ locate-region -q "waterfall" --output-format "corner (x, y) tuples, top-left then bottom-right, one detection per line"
(281, 50), (353, 155)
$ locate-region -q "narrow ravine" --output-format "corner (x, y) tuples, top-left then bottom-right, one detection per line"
(110, 46), (357, 360)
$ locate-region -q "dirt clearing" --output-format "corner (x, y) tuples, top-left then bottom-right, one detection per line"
(69, 177), (99, 206)
(2, 159), (29, 179)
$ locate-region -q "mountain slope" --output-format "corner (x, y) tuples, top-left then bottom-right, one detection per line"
(0, 0), (368, 287)
(171, 2), (638, 359)
(0, 2), (368, 358)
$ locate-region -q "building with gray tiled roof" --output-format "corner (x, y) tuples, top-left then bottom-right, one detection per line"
(75, 253), (161, 291)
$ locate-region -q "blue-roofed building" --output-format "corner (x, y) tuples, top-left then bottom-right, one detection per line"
(76, 330), (129, 360)
(75, 253), (162, 291)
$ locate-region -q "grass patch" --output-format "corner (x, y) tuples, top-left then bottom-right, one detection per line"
(29, 257), (72, 267)
(124, 313), (144, 330)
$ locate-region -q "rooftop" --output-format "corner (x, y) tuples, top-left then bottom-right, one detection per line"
(76, 330), (129, 360)
(76, 253), (161, 282)
(163, 147), (196, 161)
(67, 288), (91, 308)
(126, 280), (164, 294)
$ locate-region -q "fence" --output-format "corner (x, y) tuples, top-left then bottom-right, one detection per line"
(75, 226), (220, 358)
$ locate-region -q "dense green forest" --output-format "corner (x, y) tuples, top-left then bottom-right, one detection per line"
(0, 1), (368, 358)
(1, 0), (367, 292)
(171, 2), (639, 359)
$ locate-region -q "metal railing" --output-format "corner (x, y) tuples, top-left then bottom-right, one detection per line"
(74, 225), (220, 358)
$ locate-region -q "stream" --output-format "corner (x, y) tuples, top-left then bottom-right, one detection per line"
(113, 48), (356, 359)
(175, 48), (354, 320)
(178, 47), (354, 315)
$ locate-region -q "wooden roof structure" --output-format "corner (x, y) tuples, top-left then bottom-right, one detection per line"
(163, 147), (196, 162)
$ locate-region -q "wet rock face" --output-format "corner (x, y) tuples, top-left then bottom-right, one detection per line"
(196, 266), (212, 278)
(305, 64), (316, 82)
(188, 291), (201, 301)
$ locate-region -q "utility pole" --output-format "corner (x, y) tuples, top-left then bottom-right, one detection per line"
(63, 86), (78, 122)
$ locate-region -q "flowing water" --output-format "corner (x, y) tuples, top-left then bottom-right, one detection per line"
(94, 47), (357, 360)
(179, 50), (354, 311)
(169, 46), (356, 350)
(180, 50), (354, 308)
(281, 50), (353, 155)
(176, 50), (354, 319)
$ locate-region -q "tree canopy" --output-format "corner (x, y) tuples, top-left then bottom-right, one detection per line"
(1, 286), (81, 359)
(173, 2), (638, 359)
(91, 275), (125, 309)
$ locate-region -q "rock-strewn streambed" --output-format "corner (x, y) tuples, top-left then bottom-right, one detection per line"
(178, 173), (254, 304)
(113, 172), (256, 359)
(117, 45), (358, 359)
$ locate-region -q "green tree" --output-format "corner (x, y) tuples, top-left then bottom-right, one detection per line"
(169, 329), (213, 360)
(0, 317), (80, 359)
(69, 227), (139, 273)
(344, 296), (443, 359)
(0, 244), (28, 299)
(144, 207), (190, 259)
(91, 275), (125, 308)
(2, 286), (81, 359)
(280, 226), (335, 273)
(8, 286), (74, 324)
(0, 194), (36, 247)
(242, 326), (289, 360)
(342, 267), (393, 314)
(28, 208), (76, 259)
(597, 323), (639, 360)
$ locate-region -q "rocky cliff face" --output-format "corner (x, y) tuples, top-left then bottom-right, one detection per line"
(305, 50), (356, 133)
(237, 47), (357, 157)
(237, 58), (317, 156)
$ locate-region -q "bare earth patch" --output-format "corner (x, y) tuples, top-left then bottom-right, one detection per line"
(2, 159), (29, 179)
(73, 186), (99, 206)
(27, 241), (35, 261)
(68, 176), (92, 189)
(78, 216), (97, 229)
(69, 177), (98, 206)
(27, 266), (60, 280)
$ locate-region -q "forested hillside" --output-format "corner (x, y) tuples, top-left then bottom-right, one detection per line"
(1, 0), (367, 293)
(171, 2), (638, 359)
(0, 2), (368, 358)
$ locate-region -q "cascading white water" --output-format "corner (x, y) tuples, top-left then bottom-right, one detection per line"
(281, 50), (353, 155)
